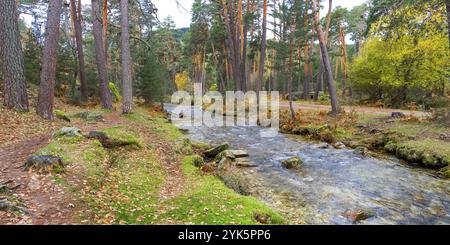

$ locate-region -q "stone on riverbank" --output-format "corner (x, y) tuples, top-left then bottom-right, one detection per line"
(203, 143), (229, 158)
(333, 142), (346, 149)
(354, 146), (369, 156)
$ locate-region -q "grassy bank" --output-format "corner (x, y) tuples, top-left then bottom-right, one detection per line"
(31, 106), (285, 224)
(280, 110), (450, 178)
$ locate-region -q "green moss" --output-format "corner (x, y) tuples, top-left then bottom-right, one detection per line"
(54, 109), (71, 122)
(151, 156), (285, 225)
(109, 82), (122, 102)
(100, 126), (142, 149)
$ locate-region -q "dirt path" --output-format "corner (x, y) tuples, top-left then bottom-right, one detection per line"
(0, 112), (122, 224)
(280, 101), (431, 118)
(0, 110), (185, 224)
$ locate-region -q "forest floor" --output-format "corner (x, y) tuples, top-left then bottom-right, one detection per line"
(0, 103), (284, 225)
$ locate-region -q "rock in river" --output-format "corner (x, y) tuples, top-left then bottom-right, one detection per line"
(203, 143), (229, 158)
(281, 157), (303, 170)
(354, 146), (369, 156)
(333, 142), (346, 149)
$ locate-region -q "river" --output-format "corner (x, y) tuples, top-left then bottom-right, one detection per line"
(165, 104), (449, 225)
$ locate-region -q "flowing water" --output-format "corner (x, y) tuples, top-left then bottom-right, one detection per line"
(166, 104), (450, 225)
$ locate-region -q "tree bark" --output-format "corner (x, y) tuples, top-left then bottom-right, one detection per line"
(447, 0), (450, 46)
(258, 0), (268, 102)
(312, 0), (340, 115)
(302, 0), (310, 100)
(0, 0), (29, 112)
(70, 0), (88, 102)
(91, 0), (113, 109)
(37, 0), (62, 120)
(120, 0), (133, 114)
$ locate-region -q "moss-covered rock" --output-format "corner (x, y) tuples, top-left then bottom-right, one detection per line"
(281, 157), (303, 170)
(203, 143), (229, 158)
(53, 127), (83, 140)
(22, 155), (64, 174)
(54, 110), (71, 122)
(74, 111), (104, 123)
(88, 127), (141, 149)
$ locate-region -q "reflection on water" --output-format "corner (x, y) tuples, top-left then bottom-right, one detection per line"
(165, 104), (450, 225)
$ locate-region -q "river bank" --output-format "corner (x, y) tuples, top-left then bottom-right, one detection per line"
(278, 109), (450, 178)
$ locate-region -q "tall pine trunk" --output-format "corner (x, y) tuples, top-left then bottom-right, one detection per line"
(258, 0), (268, 102)
(91, 0), (113, 109)
(37, 0), (62, 120)
(0, 0), (29, 112)
(120, 0), (133, 114)
(312, 0), (340, 115)
(70, 0), (88, 102)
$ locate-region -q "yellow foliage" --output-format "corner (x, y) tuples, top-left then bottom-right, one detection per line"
(175, 72), (190, 91)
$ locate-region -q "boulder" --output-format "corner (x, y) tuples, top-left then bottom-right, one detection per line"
(215, 150), (236, 162)
(203, 143), (229, 158)
(354, 146), (369, 156)
(333, 142), (346, 149)
(53, 127), (82, 139)
(391, 112), (406, 118)
(22, 156), (64, 173)
(74, 111), (104, 122)
(281, 157), (303, 170)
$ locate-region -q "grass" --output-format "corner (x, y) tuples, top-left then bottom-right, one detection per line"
(151, 156), (285, 225)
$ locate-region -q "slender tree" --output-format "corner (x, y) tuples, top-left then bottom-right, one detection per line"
(312, 0), (340, 115)
(258, 0), (268, 101)
(0, 0), (29, 112)
(120, 0), (133, 114)
(91, 0), (113, 109)
(37, 0), (62, 119)
(70, 0), (88, 102)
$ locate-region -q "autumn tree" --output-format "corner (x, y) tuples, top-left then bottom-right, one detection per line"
(0, 0), (29, 112)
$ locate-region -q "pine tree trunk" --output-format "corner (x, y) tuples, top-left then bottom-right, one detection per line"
(70, 0), (88, 102)
(312, 0), (340, 115)
(91, 0), (113, 109)
(120, 0), (133, 114)
(0, 0), (29, 112)
(447, 0), (450, 46)
(258, 0), (268, 101)
(37, 0), (62, 120)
